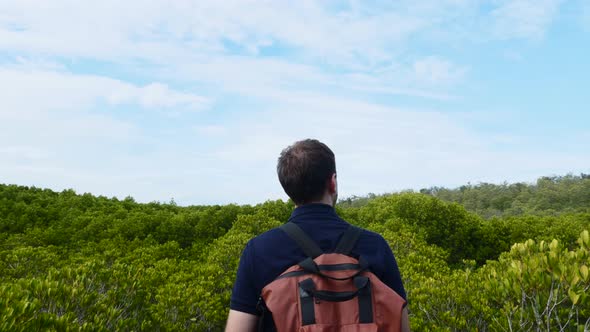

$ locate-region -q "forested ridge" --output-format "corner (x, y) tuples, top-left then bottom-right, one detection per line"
(341, 174), (590, 218)
(1, 175), (589, 331)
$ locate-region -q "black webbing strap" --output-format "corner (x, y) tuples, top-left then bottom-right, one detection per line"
(355, 277), (374, 323)
(256, 297), (265, 332)
(299, 279), (316, 325)
(298, 277), (373, 325)
(334, 225), (363, 255)
(281, 223), (323, 258)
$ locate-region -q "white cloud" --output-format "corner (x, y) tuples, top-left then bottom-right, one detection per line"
(0, 1), (421, 64)
(107, 83), (209, 111)
(0, 146), (50, 161)
(413, 56), (468, 85)
(160, 56), (461, 103)
(0, 65), (211, 203)
(489, 0), (562, 39)
(0, 1), (563, 66)
(0, 66), (209, 113)
(0, 0), (567, 107)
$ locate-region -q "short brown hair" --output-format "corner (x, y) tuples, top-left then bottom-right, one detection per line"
(277, 139), (336, 205)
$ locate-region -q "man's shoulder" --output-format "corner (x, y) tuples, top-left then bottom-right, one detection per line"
(356, 226), (387, 241)
(354, 226), (391, 252)
(243, 225), (290, 255)
(250, 225), (287, 243)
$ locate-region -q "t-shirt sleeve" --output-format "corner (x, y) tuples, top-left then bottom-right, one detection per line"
(229, 240), (259, 315)
(379, 237), (407, 304)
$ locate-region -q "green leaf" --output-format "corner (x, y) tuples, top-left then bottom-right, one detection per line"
(568, 288), (580, 305)
(580, 265), (589, 281)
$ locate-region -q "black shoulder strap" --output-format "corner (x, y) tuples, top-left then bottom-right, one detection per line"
(280, 223), (323, 258)
(334, 225), (363, 255)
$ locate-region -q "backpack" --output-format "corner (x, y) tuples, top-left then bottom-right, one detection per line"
(259, 222), (406, 332)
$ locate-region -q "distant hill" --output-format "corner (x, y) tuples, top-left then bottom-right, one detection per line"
(339, 173), (590, 218)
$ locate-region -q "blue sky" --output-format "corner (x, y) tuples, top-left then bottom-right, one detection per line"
(0, 0), (589, 205)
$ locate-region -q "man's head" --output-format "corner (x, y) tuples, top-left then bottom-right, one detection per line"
(277, 139), (337, 206)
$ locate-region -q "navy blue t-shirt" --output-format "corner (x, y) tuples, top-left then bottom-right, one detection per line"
(230, 203), (407, 319)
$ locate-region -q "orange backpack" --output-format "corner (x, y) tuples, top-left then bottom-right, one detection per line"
(259, 223), (406, 332)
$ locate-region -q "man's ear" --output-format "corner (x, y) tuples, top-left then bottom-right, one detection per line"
(329, 173), (337, 193)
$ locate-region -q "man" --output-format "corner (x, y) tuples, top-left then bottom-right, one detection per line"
(226, 139), (410, 331)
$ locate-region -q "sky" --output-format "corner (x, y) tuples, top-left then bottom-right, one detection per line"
(1, 0), (589, 205)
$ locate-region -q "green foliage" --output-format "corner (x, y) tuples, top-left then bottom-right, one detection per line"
(481, 233), (590, 331)
(344, 193), (481, 265)
(408, 231), (590, 331)
(1, 181), (590, 331)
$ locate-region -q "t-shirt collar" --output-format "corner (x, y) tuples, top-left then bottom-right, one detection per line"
(289, 203), (337, 220)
